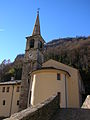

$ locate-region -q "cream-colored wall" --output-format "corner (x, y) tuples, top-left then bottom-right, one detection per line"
(0, 84), (21, 117)
(31, 69), (68, 108)
(11, 85), (20, 114)
(66, 71), (80, 108)
(0, 85), (13, 117)
(42, 59), (80, 108)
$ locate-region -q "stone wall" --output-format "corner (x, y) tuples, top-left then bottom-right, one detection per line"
(5, 94), (60, 120)
(51, 108), (90, 120)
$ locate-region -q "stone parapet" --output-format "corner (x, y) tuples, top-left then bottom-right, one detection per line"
(5, 93), (60, 120)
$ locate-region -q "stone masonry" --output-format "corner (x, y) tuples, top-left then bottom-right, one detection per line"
(5, 94), (60, 120)
(19, 61), (31, 110)
(51, 108), (90, 120)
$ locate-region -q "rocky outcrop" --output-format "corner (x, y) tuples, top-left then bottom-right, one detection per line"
(82, 95), (90, 109)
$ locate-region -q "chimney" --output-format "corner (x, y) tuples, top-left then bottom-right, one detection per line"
(11, 77), (14, 81)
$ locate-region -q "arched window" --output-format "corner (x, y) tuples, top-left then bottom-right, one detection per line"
(30, 39), (34, 48)
(40, 41), (42, 48)
(38, 41), (42, 49)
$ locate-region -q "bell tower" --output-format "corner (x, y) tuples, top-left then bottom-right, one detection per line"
(19, 11), (45, 111)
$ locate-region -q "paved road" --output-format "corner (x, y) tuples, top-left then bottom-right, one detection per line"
(51, 108), (90, 120)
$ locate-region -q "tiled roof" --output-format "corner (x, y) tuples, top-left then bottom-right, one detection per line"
(0, 80), (21, 85)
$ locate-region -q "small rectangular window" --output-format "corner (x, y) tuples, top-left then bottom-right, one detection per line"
(57, 73), (61, 80)
(7, 87), (10, 92)
(17, 100), (19, 105)
(3, 100), (5, 105)
(16, 86), (20, 92)
(2, 87), (5, 92)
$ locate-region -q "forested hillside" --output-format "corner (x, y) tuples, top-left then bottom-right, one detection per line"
(44, 36), (90, 95)
(0, 54), (23, 82)
(0, 36), (90, 95)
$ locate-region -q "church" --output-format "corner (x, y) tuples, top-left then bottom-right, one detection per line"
(0, 11), (84, 117)
(19, 11), (84, 110)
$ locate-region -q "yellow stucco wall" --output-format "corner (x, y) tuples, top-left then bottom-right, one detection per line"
(66, 72), (80, 107)
(0, 83), (21, 117)
(31, 69), (69, 108)
(42, 59), (81, 108)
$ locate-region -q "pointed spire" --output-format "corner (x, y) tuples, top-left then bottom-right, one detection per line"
(32, 9), (41, 36)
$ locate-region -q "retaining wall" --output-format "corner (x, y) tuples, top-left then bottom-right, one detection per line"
(5, 93), (60, 120)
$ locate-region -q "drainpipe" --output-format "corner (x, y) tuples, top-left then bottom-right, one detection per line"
(27, 80), (31, 107)
(65, 74), (67, 108)
(27, 74), (32, 107)
(10, 85), (14, 116)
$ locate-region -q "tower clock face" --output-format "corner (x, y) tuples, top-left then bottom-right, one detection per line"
(28, 51), (36, 60)
(29, 52), (33, 59)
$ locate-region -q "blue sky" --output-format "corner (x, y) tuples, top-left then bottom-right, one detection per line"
(0, 0), (90, 63)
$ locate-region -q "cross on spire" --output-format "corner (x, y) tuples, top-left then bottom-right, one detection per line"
(32, 9), (41, 36)
(37, 8), (40, 15)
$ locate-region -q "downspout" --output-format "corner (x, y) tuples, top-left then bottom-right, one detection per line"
(27, 80), (31, 107)
(65, 74), (67, 108)
(27, 74), (32, 107)
(9, 85), (14, 116)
